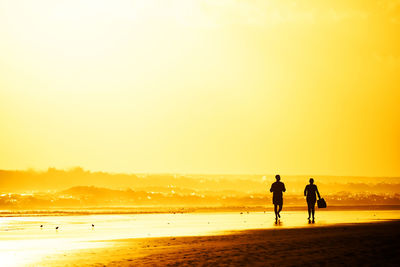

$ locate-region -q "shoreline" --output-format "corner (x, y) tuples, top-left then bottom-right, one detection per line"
(38, 220), (400, 266)
(1, 205), (400, 217)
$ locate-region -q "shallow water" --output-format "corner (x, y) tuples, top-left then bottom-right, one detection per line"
(1, 210), (399, 266)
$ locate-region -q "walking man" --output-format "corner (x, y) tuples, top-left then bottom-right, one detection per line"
(270, 174), (286, 223)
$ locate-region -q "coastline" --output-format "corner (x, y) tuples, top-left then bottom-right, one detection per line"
(1, 205), (400, 217)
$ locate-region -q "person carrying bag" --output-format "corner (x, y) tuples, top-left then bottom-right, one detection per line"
(304, 178), (325, 223)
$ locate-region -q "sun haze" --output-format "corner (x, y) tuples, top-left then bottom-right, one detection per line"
(0, 0), (399, 176)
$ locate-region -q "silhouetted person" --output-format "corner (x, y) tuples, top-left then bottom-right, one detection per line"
(304, 178), (321, 223)
(270, 174), (286, 222)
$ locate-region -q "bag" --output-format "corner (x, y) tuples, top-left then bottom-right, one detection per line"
(317, 198), (327, 208)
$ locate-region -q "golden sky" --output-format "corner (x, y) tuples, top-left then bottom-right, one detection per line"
(0, 0), (399, 176)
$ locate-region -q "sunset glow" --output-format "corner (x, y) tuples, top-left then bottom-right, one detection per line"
(1, 0), (399, 176)
(1, 1), (400, 266)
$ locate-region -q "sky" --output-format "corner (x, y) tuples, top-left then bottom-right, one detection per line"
(0, 0), (399, 176)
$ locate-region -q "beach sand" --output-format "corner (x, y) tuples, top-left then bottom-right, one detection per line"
(38, 220), (400, 266)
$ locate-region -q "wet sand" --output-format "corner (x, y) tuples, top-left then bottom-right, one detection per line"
(40, 220), (400, 266)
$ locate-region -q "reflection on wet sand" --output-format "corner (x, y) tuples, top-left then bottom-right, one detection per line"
(1, 210), (399, 266)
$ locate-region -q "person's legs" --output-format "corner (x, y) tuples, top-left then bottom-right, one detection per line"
(307, 202), (311, 219)
(274, 204), (278, 219)
(278, 204), (282, 218)
(311, 204), (315, 220)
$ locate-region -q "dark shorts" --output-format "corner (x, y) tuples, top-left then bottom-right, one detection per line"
(273, 196), (283, 205)
(307, 197), (316, 206)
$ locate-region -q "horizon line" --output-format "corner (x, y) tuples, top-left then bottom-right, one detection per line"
(0, 167), (399, 179)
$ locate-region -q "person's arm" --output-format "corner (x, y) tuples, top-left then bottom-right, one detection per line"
(270, 184), (273, 193)
(304, 186), (307, 197)
(316, 186), (321, 199)
(283, 183), (286, 192)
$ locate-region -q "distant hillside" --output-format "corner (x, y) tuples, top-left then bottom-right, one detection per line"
(1, 168), (399, 196)
(1, 185), (399, 210)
